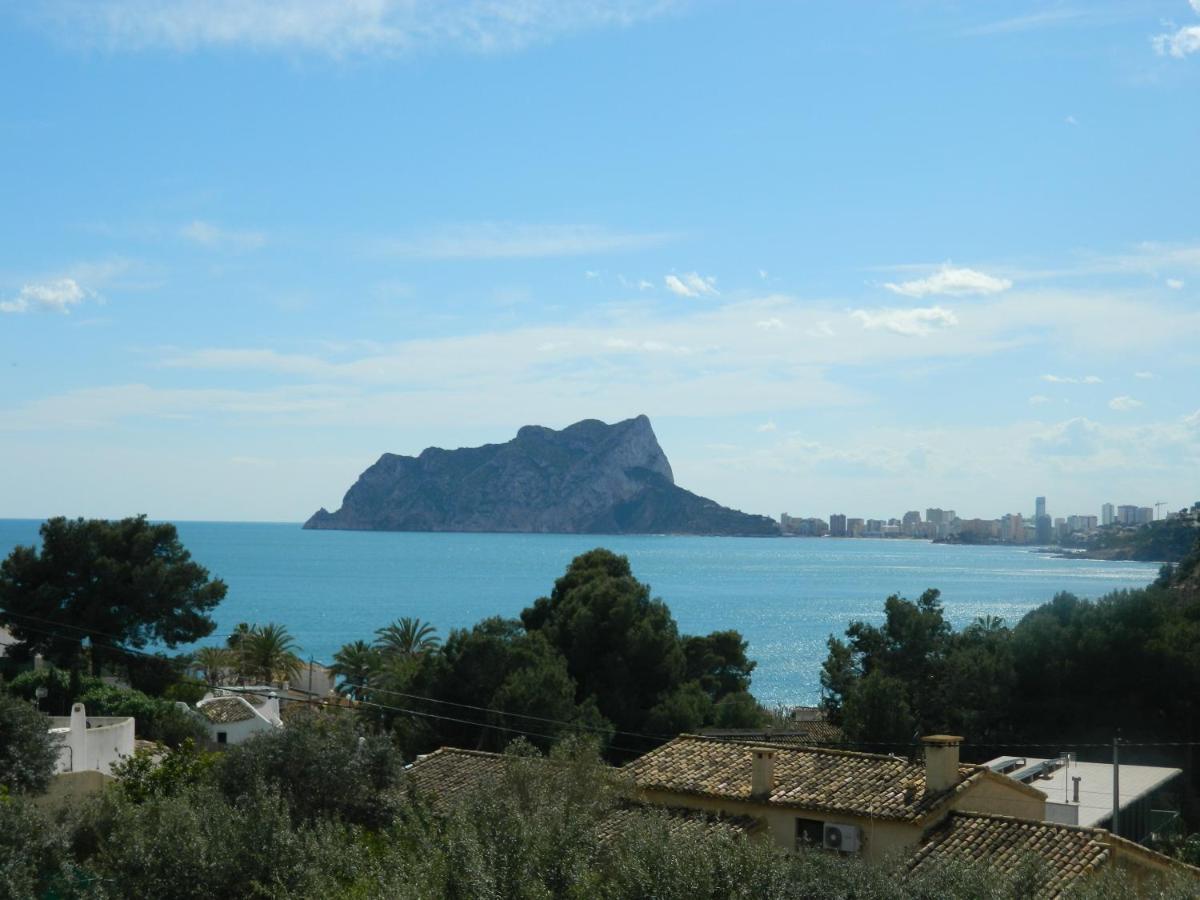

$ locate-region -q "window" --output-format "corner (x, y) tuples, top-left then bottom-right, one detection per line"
(216, 731), (227, 744)
(795, 817), (824, 849)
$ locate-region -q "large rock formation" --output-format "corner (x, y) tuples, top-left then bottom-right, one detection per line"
(304, 415), (779, 536)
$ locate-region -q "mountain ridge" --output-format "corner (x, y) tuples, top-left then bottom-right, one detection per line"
(303, 415), (779, 536)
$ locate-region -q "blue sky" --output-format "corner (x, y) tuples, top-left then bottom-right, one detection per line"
(1, 0), (1198, 523)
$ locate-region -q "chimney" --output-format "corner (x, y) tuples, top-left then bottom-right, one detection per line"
(1072, 776), (1081, 803)
(922, 735), (963, 794)
(68, 703), (88, 774)
(751, 748), (777, 798)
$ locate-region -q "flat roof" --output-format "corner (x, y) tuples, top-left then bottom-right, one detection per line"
(985, 756), (1181, 828)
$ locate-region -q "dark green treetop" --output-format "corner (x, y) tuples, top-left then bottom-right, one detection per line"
(0, 515), (226, 672)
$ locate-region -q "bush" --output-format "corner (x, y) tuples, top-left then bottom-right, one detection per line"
(216, 706), (405, 829)
(0, 693), (60, 795)
(77, 684), (207, 747)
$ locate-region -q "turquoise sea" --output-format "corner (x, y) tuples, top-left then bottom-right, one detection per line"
(0, 520), (1159, 706)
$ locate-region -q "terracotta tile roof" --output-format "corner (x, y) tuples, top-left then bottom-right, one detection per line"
(595, 803), (762, 844)
(405, 748), (763, 842)
(910, 812), (1110, 899)
(700, 721), (845, 745)
(625, 735), (1023, 822)
(197, 697), (255, 724)
(405, 747), (507, 807)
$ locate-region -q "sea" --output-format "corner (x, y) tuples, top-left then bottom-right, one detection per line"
(0, 520), (1159, 706)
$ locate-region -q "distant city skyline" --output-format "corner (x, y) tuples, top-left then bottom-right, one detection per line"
(1, 1), (1198, 522)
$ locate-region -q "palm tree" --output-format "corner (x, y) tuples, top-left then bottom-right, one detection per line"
(194, 646), (232, 686)
(373, 617), (440, 657)
(244, 622), (302, 685)
(329, 640), (380, 700)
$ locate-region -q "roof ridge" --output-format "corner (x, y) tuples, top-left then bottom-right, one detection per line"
(674, 733), (917, 765)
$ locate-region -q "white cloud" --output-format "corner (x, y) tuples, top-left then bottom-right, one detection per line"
(1153, 25), (1200, 58)
(180, 220), (265, 250)
(851, 306), (958, 337)
(1040, 374), (1102, 384)
(1166, 278), (1185, 289)
(0, 278), (87, 314)
(383, 223), (673, 259)
(755, 317), (785, 331)
(883, 266), (1012, 298)
(36, 0), (681, 56)
(1134, 371), (1155, 379)
(756, 420), (777, 433)
(1108, 395), (1143, 411)
(1028, 394), (1052, 405)
(664, 272), (719, 298)
(1064, 114), (1078, 126)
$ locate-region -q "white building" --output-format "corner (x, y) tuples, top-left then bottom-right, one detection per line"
(47, 703), (135, 777)
(984, 754), (1182, 843)
(195, 691), (282, 746)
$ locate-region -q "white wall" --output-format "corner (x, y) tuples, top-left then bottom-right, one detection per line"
(48, 704), (135, 777)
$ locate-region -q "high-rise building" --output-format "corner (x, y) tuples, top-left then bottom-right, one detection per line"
(1136, 507), (1154, 524)
(1101, 503), (1114, 526)
(1117, 505), (1138, 525)
(830, 514), (847, 537)
(1035, 514), (1052, 544)
(1035, 496), (1046, 520)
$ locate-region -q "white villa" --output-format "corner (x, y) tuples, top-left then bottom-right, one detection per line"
(194, 690), (283, 746)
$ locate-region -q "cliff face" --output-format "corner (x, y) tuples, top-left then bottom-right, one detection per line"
(304, 415), (778, 536)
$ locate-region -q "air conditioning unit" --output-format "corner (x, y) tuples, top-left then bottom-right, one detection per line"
(822, 822), (861, 853)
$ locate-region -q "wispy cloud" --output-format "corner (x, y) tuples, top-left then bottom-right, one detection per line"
(851, 306), (958, 337)
(180, 220), (266, 250)
(381, 223), (673, 260)
(1109, 395), (1143, 411)
(962, 8), (1089, 37)
(1134, 371), (1155, 379)
(1, 278), (87, 314)
(883, 265), (1012, 298)
(1041, 374), (1102, 384)
(1028, 394), (1052, 405)
(664, 272), (719, 298)
(35, 0), (682, 56)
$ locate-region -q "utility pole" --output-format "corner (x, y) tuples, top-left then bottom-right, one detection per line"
(1112, 733), (1121, 837)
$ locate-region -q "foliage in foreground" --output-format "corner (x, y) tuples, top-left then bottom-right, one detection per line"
(1, 716), (1194, 900)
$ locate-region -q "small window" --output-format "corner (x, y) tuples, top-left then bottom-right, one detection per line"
(795, 817), (824, 849)
(216, 732), (227, 744)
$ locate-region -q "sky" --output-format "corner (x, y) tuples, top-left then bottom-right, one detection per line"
(1, 0), (1198, 524)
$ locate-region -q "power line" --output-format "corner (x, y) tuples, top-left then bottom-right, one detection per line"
(8, 612), (1200, 753)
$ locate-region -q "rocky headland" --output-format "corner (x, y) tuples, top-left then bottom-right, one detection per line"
(303, 415), (779, 536)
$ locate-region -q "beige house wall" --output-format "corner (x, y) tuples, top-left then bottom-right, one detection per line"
(949, 776), (1046, 820)
(637, 774), (1047, 865)
(636, 788), (924, 863)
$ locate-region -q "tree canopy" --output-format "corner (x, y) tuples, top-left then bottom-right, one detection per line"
(821, 531), (1200, 754)
(0, 692), (60, 794)
(0, 516), (226, 673)
(521, 548), (764, 739)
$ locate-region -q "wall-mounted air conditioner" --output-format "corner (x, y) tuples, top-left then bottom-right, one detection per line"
(822, 822), (861, 853)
